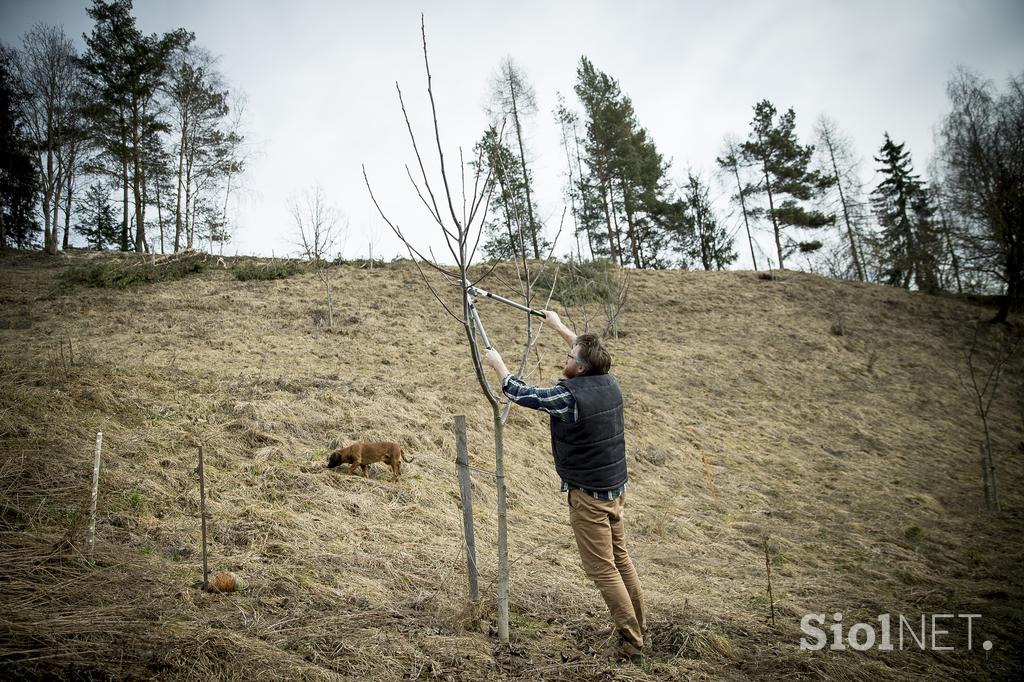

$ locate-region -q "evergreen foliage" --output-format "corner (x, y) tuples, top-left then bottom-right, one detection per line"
(74, 181), (118, 250)
(573, 56), (687, 268)
(870, 134), (940, 293)
(740, 100), (834, 268)
(59, 256), (206, 288)
(681, 172), (737, 270)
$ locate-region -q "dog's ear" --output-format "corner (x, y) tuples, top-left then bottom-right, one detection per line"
(327, 451), (341, 468)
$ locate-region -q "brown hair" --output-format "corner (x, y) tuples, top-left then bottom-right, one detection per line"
(574, 333), (611, 374)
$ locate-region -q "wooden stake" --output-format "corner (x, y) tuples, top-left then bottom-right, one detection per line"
(454, 415), (479, 602)
(87, 432), (102, 554)
(198, 444), (209, 590)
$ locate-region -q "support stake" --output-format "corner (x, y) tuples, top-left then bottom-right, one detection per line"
(87, 432), (102, 554)
(198, 444), (209, 590)
(454, 415), (479, 602)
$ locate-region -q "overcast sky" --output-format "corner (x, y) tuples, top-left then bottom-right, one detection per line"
(2, 0), (1023, 267)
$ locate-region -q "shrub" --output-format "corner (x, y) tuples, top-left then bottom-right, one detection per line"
(232, 261), (302, 281)
(59, 258), (206, 289)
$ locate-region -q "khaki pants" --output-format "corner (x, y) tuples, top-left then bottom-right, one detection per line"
(568, 488), (646, 648)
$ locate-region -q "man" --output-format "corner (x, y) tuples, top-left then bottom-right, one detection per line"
(483, 310), (646, 661)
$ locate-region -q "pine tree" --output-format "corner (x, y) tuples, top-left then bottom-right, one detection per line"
(682, 172), (736, 270)
(75, 181), (117, 249)
(574, 56), (684, 268)
(78, 0), (192, 252)
(870, 134), (940, 293)
(475, 126), (545, 261)
(740, 100), (834, 268)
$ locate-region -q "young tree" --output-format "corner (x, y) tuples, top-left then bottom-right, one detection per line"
(0, 44), (40, 250)
(682, 171), (736, 270)
(75, 181), (117, 249)
(740, 100), (834, 268)
(937, 68), (1024, 322)
(291, 183), (345, 330)
(364, 17), (555, 645)
(870, 134), (940, 293)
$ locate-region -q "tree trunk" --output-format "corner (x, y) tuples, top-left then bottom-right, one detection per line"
(508, 76), (539, 260)
(175, 114), (187, 253)
(939, 205), (962, 294)
(761, 158), (783, 268)
(573, 131), (595, 259)
(493, 410), (509, 643)
(156, 174), (165, 255)
(120, 114), (130, 251)
(599, 177), (619, 265)
(42, 153), (57, 254)
(185, 143), (195, 250)
(618, 176), (641, 268)
(730, 162), (757, 271)
(132, 104), (146, 253)
(62, 168), (73, 250)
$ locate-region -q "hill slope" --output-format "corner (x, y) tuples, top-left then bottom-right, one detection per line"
(1, 251), (1021, 680)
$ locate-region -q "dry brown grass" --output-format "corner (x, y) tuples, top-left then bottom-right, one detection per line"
(1, 249), (1022, 680)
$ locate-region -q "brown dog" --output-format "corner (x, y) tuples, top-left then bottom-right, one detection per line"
(327, 441), (412, 481)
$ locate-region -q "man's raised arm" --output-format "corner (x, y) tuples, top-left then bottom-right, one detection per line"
(542, 310), (577, 347)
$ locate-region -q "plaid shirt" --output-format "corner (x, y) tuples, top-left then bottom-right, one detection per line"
(501, 374), (626, 501)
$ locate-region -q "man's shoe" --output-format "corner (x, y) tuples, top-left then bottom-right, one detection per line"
(600, 636), (644, 662)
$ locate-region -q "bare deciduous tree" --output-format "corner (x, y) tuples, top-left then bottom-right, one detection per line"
(956, 323), (1022, 512)
(17, 23), (80, 255)
(291, 183), (345, 330)
(814, 114), (869, 282)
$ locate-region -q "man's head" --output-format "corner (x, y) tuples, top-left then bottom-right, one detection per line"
(563, 333), (611, 379)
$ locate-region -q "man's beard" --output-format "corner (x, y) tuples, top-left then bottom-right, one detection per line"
(563, 366), (576, 380)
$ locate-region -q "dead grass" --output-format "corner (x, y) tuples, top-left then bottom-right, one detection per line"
(1, 250), (1022, 680)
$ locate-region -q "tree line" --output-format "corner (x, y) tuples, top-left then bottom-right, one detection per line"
(475, 56), (1023, 316)
(0, 0), (245, 256)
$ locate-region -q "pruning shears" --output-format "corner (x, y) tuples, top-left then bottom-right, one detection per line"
(463, 284), (546, 351)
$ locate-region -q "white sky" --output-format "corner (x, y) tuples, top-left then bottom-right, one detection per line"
(2, 0), (1023, 267)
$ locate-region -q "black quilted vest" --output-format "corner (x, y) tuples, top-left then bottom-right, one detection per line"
(549, 372), (627, 492)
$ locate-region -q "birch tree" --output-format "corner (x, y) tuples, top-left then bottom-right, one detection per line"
(16, 24), (79, 255)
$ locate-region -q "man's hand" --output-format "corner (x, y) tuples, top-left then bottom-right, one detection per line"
(542, 309), (577, 346)
(542, 310), (561, 329)
(483, 348), (503, 370)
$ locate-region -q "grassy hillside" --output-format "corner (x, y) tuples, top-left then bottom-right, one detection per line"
(1, 250), (1021, 680)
